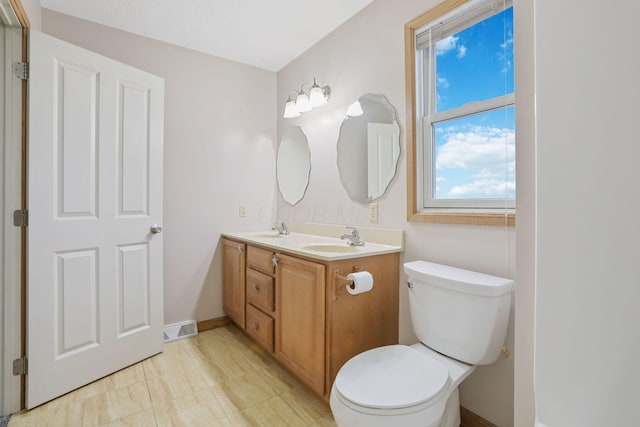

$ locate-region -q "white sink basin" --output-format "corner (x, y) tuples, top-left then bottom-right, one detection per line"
(250, 232), (286, 238)
(301, 244), (362, 253)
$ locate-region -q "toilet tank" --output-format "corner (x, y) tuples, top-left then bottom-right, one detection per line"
(404, 261), (513, 365)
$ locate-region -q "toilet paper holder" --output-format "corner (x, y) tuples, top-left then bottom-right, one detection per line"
(333, 268), (357, 300)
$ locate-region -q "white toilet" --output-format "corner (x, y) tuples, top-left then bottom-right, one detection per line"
(330, 260), (513, 427)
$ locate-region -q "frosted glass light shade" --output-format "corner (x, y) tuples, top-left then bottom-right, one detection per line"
(296, 92), (312, 112)
(283, 100), (300, 118)
(310, 86), (327, 107)
(346, 100), (363, 117)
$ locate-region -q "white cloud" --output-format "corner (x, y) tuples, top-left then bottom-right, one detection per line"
(449, 178), (515, 197)
(500, 36), (514, 49)
(437, 126), (515, 170)
(436, 36), (467, 59)
(436, 35), (458, 56)
(502, 60), (512, 74)
(436, 126), (515, 198)
(498, 37), (513, 73)
(437, 76), (449, 88)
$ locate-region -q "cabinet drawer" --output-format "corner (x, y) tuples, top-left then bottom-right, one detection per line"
(247, 246), (275, 274)
(247, 245), (275, 275)
(247, 268), (275, 313)
(246, 304), (274, 352)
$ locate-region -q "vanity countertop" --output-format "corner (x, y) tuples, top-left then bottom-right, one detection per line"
(223, 224), (403, 261)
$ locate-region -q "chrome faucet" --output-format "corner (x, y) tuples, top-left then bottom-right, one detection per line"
(341, 226), (364, 246)
(272, 221), (289, 235)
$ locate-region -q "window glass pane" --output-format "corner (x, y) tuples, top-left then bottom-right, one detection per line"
(435, 7), (513, 112)
(433, 106), (515, 200)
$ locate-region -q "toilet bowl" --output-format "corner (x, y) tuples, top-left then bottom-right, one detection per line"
(330, 260), (513, 427)
(330, 343), (474, 427)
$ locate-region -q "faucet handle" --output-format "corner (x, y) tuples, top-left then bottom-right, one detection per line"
(341, 226), (364, 246)
(344, 225), (359, 237)
(273, 221), (289, 235)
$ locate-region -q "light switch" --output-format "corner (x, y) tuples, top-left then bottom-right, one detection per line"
(369, 203), (378, 223)
(239, 204), (247, 217)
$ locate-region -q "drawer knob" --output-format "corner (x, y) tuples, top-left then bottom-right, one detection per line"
(252, 284), (260, 294)
(252, 322), (259, 332)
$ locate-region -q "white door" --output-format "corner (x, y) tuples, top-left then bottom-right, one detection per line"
(27, 30), (164, 408)
(367, 122), (400, 199)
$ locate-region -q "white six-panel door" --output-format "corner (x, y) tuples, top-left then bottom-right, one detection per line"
(27, 30), (164, 408)
(367, 122), (400, 199)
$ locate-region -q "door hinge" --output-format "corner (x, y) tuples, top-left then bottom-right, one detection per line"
(13, 62), (29, 80)
(13, 209), (28, 227)
(13, 357), (27, 375)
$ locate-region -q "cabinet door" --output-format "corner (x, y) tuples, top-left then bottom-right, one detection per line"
(222, 239), (246, 328)
(275, 254), (325, 396)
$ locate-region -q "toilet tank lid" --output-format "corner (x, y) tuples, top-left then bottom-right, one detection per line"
(404, 260), (514, 297)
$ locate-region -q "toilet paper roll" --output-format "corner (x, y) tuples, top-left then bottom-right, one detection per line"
(346, 271), (374, 295)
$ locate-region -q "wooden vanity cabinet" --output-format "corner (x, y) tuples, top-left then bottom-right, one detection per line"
(326, 254), (400, 390)
(222, 237), (399, 402)
(222, 238), (246, 329)
(275, 253), (326, 396)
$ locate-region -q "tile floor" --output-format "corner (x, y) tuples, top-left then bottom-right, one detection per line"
(8, 325), (337, 426)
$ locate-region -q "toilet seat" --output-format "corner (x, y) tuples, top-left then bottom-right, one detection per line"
(333, 345), (450, 412)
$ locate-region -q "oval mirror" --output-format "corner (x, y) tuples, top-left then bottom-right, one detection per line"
(337, 93), (401, 203)
(277, 126), (311, 205)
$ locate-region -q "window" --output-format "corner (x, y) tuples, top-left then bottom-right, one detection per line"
(406, 0), (515, 225)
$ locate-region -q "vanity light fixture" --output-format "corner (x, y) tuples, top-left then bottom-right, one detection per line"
(283, 91), (301, 118)
(309, 78), (331, 107)
(346, 100), (363, 117)
(283, 78), (331, 118)
(296, 88), (312, 112)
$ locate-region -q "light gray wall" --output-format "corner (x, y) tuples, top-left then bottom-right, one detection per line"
(276, 1), (515, 426)
(19, 0), (41, 30)
(532, 0), (640, 425)
(513, 0), (535, 425)
(42, 9), (278, 326)
(0, 21), (5, 417)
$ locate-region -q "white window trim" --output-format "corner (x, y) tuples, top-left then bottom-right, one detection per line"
(415, 0), (515, 213)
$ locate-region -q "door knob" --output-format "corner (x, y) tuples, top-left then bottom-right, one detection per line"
(150, 224), (163, 234)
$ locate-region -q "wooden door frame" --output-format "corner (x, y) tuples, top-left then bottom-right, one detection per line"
(1, 0), (28, 415)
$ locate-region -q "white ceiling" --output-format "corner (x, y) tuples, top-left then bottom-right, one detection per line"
(38, 0), (375, 71)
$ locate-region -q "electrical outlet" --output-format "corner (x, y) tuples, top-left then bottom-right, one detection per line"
(369, 202), (378, 223)
(239, 204), (247, 217)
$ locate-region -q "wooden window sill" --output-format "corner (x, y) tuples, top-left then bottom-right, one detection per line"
(408, 211), (515, 227)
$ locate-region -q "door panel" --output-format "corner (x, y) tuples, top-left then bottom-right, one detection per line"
(54, 249), (99, 357)
(118, 81), (150, 216)
(27, 30), (164, 408)
(55, 61), (99, 217)
(367, 122), (399, 199)
(117, 243), (150, 336)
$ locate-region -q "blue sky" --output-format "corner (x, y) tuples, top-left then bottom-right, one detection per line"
(432, 7), (515, 200)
